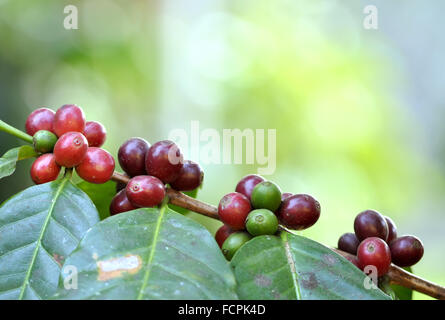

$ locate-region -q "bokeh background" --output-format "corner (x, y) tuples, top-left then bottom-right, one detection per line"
(1, 0), (444, 299)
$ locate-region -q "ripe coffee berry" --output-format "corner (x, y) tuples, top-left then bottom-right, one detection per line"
(75, 147), (115, 184)
(30, 154), (61, 184)
(145, 140), (183, 184)
(53, 132), (88, 168)
(277, 194), (321, 230)
(390, 235), (424, 267)
(354, 210), (388, 241)
(235, 174), (265, 201)
(245, 209), (278, 236)
(118, 138), (150, 177)
(33, 130), (57, 154)
(53, 104), (86, 137)
(126, 175), (166, 208)
(251, 181), (282, 212)
(338, 232), (360, 255)
(218, 192), (251, 230)
(83, 121), (107, 147)
(170, 160), (203, 191)
(110, 189), (137, 216)
(26, 108), (55, 136)
(215, 224), (235, 248)
(357, 237), (392, 276)
(221, 232), (252, 261)
(281, 192), (293, 201)
(385, 216), (397, 244)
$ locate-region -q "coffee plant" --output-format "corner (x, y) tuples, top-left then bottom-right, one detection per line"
(0, 104), (444, 300)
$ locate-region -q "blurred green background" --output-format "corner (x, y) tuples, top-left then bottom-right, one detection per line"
(1, 0), (444, 299)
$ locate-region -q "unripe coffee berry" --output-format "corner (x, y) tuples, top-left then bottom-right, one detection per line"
(33, 130), (57, 154)
(354, 210), (388, 241)
(218, 192), (251, 230)
(389, 235), (424, 267)
(110, 189), (137, 216)
(338, 232), (360, 255)
(215, 224), (235, 248)
(145, 140), (183, 183)
(245, 209), (278, 236)
(251, 181), (282, 212)
(118, 138), (150, 177)
(126, 175), (166, 208)
(170, 160), (203, 191)
(53, 132), (88, 168)
(83, 121), (107, 147)
(277, 194), (321, 230)
(75, 147), (115, 184)
(53, 104), (86, 137)
(235, 174), (265, 201)
(25, 108), (55, 136)
(30, 154), (61, 184)
(357, 237), (392, 276)
(385, 216), (397, 244)
(221, 232), (252, 261)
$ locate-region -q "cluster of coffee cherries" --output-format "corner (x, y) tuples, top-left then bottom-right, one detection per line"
(338, 209), (424, 276)
(215, 174), (321, 260)
(26, 105), (114, 185)
(109, 138), (203, 215)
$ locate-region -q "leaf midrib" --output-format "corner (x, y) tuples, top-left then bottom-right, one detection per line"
(281, 232), (302, 300)
(17, 178), (69, 300)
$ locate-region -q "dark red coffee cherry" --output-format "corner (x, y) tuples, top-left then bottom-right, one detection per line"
(281, 192), (293, 201)
(218, 192), (251, 230)
(235, 174), (265, 201)
(384, 216), (397, 244)
(390, 235), (424, 267)
(170, 160), (203, 191)
(277, 194), (321, 230)
(354, 210), (388, 241)
(53, 104), (86, 137)
(25, 108), (55, 136)
(357, 237), (392, 276)
(30, 153), (61, 184)
(145, 140), (183, 183)
(110, 189), (137, 215)
(126, 175), (166, 208)
(118, 138), (150, 177)
(338, 232), (360, 255)
(83, 121), (106, 147)
(76, 147), (115, 184)
(53, 132), (88, 168)
(215, 224), (235, 248)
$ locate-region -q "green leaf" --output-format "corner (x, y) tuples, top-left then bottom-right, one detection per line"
(53, 207), (238, 300)
(0, 145), (37, 179)
(391, 267), (413, 300)
(77, 180), (117, 220)
(230, 232), (391, 300)
(0, 178), (100, 300)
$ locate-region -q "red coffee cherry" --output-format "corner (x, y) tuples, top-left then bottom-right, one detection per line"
(354, 210), (388, 241)
(215, 224), (235, 248)
(281, 192), (293, 201)
(170, 160), (203, 191)
(357, 237), (392, 276)
(235, 174), (265, 201)
(25, 108), (55, 136)
(110, 189), (137, 215)
(390, 235), (424, 267)
(384, 216), (398, 244)
(83, 121), (107, 147)
(126, 175), (166, 208)
(53, 104), (86, 137)
(145, 140), (183, 183)
(277, 194), (321, 230)
(53, 132), (88, 168)
(30, 153), (61, 184)
(338, 232), (360, 255)
(75, 147), (115, 184)
(345, 255), (360, 269)
(118, 138), (150, 177)
(218, 192), (251, 231)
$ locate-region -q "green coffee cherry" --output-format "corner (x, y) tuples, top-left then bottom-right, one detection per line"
(33, 130), (58, 154)
(222, 232), (252, 261)
(246, 209), (278, 236)
(251, 181), (282, 211)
